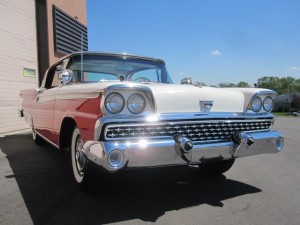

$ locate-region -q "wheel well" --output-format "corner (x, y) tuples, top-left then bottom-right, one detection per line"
(59, 118), (76, 151)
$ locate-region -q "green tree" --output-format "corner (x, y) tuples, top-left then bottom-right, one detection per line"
(293, 79), (300, 92)
(257, 76), (300, 95)
(218, 82), (237, 87)
(237, 81), (250, 87)
(279, 77), (296, 94)
(257, 76), (281, 92)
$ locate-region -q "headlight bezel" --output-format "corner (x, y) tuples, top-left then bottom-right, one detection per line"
(251, 96), (263, 112)
(127, 93), (146, 114)
(248, 91), (276, 113)
(263, 96), (274, 112)
(104, 92), (125, 114)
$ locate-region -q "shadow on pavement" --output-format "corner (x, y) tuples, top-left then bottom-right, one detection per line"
(0, 133), (262, 225)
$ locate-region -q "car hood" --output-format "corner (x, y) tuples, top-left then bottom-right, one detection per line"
(143, 83), (245, 113)
(58, 81), (249, 113)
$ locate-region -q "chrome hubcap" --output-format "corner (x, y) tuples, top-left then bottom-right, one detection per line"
(75, 136), (85, 173)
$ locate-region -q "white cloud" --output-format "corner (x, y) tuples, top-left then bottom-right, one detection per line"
(210, 50), (222, 56)
(289, 66), (300, 71)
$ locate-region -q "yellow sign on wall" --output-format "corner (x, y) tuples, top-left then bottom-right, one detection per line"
(23, 68), (36, 77)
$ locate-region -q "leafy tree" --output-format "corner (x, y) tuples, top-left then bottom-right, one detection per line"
(257, 76), (300, 95)
(195, 76), (300, 94)
(218, 82), (237, 87)
(237, 81), (250, 87)
(279, 76), (296, 94)
(257, 76), (282, 93)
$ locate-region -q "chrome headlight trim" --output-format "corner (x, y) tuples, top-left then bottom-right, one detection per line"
(105, 92), (125, 114)
(127, 93), (146, 114)
(251, 96), (263, 112)
(263, 96), (274, 112)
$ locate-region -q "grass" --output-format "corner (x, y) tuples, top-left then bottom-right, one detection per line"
(272, 112), (293, 117)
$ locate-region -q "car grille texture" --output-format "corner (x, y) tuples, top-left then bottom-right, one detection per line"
(105, 120), (273, 144)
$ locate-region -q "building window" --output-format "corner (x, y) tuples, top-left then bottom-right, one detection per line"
(53, 5), (88, 54)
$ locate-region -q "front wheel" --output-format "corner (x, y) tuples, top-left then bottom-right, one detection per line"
(71, 127), (90, 186)
(198, 159), (235, 175)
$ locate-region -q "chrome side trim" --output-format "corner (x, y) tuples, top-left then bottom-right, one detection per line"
(34, 130), (59, 149)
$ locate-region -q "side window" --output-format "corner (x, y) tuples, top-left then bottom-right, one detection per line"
(66, 56), (82, 83)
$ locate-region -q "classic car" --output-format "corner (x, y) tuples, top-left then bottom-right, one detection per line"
(19, 52), (284, 186)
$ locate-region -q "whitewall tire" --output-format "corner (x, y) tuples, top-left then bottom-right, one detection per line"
(71, 127), (89, 185)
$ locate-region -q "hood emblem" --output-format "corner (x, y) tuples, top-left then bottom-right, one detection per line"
(200, 100), (214, 112)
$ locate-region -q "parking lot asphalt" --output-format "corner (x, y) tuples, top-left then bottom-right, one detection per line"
(0, 117), (300, 225)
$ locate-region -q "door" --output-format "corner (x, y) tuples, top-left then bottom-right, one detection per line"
(34, 62), (63, 145)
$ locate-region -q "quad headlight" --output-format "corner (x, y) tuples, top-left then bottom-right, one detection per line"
(105, 92), (125, 114)
(251, 96), (263, 112)
(249, 95), (274, 113)
(104, 92), (147, 114)
(263, 96), (274, 112)
(127, 93), (146, 114)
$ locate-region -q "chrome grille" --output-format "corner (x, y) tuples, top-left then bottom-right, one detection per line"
(104, 120), (273, 143)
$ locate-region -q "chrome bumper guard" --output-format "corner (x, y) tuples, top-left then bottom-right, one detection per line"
(83, 130), (284, 172)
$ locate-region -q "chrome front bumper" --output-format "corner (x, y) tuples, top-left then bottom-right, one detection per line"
(82, 130), (284, 172)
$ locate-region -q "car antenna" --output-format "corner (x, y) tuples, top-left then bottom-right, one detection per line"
(80, 32), (83, 78)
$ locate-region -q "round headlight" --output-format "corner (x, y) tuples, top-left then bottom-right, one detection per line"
(251, 96), (262, 112)
(127, 93), (146, 114)
(105, 92), (125, 114)
(263, 96), (274, 112)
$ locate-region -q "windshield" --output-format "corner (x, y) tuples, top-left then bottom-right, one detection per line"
(67, 54), (173, 84)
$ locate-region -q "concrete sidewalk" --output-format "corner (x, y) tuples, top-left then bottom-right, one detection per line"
(0, 129), (31, 138)
(0, 131), (33, 225)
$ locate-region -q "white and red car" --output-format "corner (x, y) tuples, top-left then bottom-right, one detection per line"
(19, 52), (284, 186)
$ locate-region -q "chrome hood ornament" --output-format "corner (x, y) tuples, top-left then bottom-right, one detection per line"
(200, 100), (214, 112)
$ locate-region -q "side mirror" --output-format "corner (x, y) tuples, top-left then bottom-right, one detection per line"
(58, 69), (73, 85)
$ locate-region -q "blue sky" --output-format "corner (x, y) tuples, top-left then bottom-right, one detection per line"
(86, 0), (300, 85)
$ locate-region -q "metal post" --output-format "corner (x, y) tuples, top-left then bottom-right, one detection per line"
(290, 83), (293, 115)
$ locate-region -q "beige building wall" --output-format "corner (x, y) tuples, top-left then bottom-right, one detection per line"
(47, 0), (87, 65)
(0, 0), (38, 133)
(0, 0), (87, 134)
